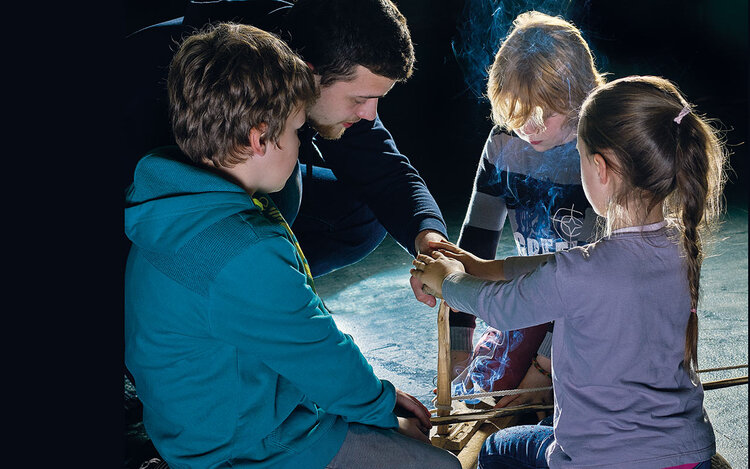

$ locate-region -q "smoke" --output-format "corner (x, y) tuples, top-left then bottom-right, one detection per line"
(451, 328), (524, 403)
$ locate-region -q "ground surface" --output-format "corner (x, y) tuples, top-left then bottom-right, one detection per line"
(317, 200), (749, 468)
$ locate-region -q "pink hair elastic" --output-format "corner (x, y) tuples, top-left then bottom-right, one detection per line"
(674, 106), (690, 124)
(690, 308), (697, 313)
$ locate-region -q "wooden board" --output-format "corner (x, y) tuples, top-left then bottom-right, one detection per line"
(430, 401), (485, 450)
(430, 419), (484, 451)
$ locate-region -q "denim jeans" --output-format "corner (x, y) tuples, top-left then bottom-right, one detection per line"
(478, 417), (713, 469)
(270, 162), (387, 277)
(325, 423), (461, 469)
(478, 417), (554, 469)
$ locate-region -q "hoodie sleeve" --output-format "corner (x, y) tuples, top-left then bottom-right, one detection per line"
(208, 232), (398, 429)
(313, 115), (447, 256)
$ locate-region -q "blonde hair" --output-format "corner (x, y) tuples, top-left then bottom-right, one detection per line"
(578, 76), (729, 372)
(487, 11), (605, 132)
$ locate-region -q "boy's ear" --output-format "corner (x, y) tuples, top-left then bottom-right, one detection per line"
(249, 123), (268, 156)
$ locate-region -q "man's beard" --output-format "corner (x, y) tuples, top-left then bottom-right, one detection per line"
(307, 116), (345, 140)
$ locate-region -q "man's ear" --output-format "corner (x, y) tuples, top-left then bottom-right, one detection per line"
(592, 153), (609, 185)
(249, 123), (268, 156)
(305, 62), (323, 87)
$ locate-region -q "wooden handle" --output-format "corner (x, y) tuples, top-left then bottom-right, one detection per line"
(436, 300), (452, 435)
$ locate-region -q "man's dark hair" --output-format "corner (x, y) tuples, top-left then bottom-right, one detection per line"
(283, 0), (415, 85)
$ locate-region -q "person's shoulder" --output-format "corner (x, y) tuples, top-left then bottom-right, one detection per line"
(483, 126), (513, 163)
(127, 16), (184, 38)
(124, 16), (191, 66)
(488, 125), (513, 144)
(552, 241), (602, 268)
(235, 209), (285, 241)
(215, 212), (307, 288)
(185, 209), (290, 283)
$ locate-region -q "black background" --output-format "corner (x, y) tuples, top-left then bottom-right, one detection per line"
(123, 0), (748, 208)
(13, 1), (743, 466)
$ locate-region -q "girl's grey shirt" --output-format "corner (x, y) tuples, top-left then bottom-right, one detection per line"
(443, 225), (715, 468)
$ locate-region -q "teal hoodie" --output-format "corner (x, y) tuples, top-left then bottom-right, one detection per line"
(124, 147), (398, 469)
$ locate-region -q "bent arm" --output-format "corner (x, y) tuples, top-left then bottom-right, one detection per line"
(211, 236), (397, 429)
(314, 115), (447, 256)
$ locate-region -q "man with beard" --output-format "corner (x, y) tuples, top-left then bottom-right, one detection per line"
(123, 2), (448, 466)
(123, 0), (449, 295)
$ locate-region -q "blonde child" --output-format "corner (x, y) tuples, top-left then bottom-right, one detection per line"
(413, 75), (725, 468)
(444, 11), (605, 407)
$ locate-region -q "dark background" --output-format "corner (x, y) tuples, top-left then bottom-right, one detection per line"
(7, 2), (743, 466)
(123, 0), (748, 209)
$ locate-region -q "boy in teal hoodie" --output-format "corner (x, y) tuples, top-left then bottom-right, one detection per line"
(124, 23), (459, 469)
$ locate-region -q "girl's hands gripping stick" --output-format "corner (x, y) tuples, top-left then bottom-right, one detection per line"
(429, 240), (507, 281)
(410, 251), (465, 299)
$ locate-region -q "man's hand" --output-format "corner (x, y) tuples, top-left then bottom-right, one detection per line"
(494, 355), (553, 419)
(414, 229), (447, 256)
(410, 275), (437, 307)
(411, 230), (448, 306)
(411, 251), (465, 299)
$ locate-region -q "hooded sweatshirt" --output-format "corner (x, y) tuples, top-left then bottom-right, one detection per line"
(124, 147), (398, 469)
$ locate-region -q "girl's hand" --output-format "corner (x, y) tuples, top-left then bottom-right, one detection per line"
(428, 240), (504, 281)
(410, 251), (465, 299)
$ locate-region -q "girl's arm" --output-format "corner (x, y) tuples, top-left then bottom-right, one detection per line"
(412, 250), (564, 330)
(430, 240), (554, 281)
(428, 240), (506, 281)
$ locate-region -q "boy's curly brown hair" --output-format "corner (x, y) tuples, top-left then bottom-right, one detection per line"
(168, 23), (317, 167)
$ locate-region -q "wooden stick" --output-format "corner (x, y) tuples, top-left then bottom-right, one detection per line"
(431, 403), (553, 426)
(702, 375), (748, 390)
(431, 376), (747, 426)
(697, 364), (748, 373)
(435, 300), (452, 435)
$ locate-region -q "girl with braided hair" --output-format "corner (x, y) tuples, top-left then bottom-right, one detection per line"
(412, 75), (727, 468)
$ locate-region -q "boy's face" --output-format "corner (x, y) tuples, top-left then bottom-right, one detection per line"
(306, 65), (396, 140)
(513, 111), (576, 152)
(261, 106), (307, 194)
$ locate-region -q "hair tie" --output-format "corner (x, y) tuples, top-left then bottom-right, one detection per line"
(674, 106), (690, 124)
(690, 308), (697, 314)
